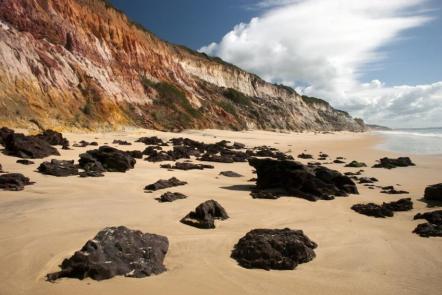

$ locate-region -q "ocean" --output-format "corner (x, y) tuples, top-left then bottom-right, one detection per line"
(375, 127), (442, 155)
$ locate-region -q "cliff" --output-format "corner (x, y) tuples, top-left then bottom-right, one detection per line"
(0, 0), (365, 132)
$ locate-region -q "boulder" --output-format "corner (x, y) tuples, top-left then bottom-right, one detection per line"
(250, 191), (280, 199)
(80, 146), (136, 172)
(160, 162), (214, 170)
(0, 173), (34, 191)
(125, 150), (143, 159)
(0, 127), (14, 146)
(424, 183), (442, 202)
(38, 159), (79, 177)
(3, 133), (60, 159)
(16, 159), (35, 165)
(231, 228), (317, 270)
(199, 153), (234, 163)
(157, 192), (188, 203)
(145, 177), (187, 191)
(381, 186), (409, 195)
(73, 140), (98, 148)
(46, 226), (168, 281)
(413, 211), (442, 237)
(414, 210), (442, 225)
(333, 159), (346, 164)
(345, 161), (367, 168)
(351, 203), (393, 218)
(383, 198), (413, 211)
(112, 139), (132, 146)
(297, 153), (313, 159)
(78, 153), (106, 177)
(145, 151), (174, 162)
(180, 200), (229, 229)
(219, 171), (243, 177)
(373, 157), (415, 169)
(35, 129), (69, 148)
(249, 158), (358, 202)
(136, 136), (165, 145)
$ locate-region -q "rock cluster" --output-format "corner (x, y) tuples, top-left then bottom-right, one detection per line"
(3, 132), (60, 159)
(373, 157), (415, 169)
(145, 177), (187, 191)
(345, 161), (367, 168)
(381, 186), (409, 195)
(413, 210), (442, 237)
(231, 228), (317, 270)
(47, 226), (169, 281)
(73, 140), (98, 147)
(16, 159), (35, 165)
(0, 173), (34, 191)
(160, 162), (214, 170)
(157, 192), (188, 203)
(113, 140), (132, 145)
(249, 158), (358, 201)
(424, 183), (442, 202)
(79, 146), (136, 173)
(35, 129), (69, 148)
(180, 200), (229, 229)
(38, 160), (79, 177)
(351, 198), (413, 218)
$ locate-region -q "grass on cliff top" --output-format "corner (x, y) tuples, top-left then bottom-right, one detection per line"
(301, 95), (329, 106)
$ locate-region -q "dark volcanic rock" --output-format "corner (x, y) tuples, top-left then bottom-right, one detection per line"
(3, 133), (60, 159)
(160, 162), (214, 170)
(297, 153), (313, 159)
(81, 146), (136, 172)
(35, 129), (69, 148)
(249, 158), (358, 202)
(250, 191), (280, 199)
(333, 159), (346, 164)
(125, 150), (143, 159)
(136, 136), (165, 145)
(231, 228), (317, 270)
(373, 157), (415, 169)
(38, 159), (79, 177)
(78, 153), (105, 177)
(381, 186), (409, 195)
(424, 183), (442, 202)
(413, 211), (442, 237)
(145, 151), (174, 162)
(383, 198), (413, 211)
(345, 161), (367, 168)
(351, 203), (393, 218)
(145, 177), (187, 191)
(16, 159), (35, 165)
(73, 140), (98, 148)
(358, 177), (378, 184)
(0, 127), (14, 146)
(199, 153), (234, 163)
(0, 173), (34, 191)
(180, 200), (229, 229)
(46, 226), (168, 281)
(219, 171), (243, 177)
(113, 139), (132, 146)
(157, 192), (188, 203)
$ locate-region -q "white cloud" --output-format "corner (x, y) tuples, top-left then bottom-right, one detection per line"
(200, 0), (440, 128)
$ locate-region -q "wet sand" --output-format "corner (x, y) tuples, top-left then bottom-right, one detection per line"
(0, 129), (441, 295)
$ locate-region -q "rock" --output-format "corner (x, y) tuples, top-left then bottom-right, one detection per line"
(249, 158), (358, 202)
(219, 171), (243, 177)
(3, 133), (60, 159)
(145, 177), (187, 191)
(136, 136), (165, 145)
(344, 170), (364, 176)
(351, 203), (393, 218)
(160, 162), (214, 170)
(372, 157), (415, 169)
(345, 161), (367, 168)
(381, 186), (409, 194)
(73, 140), (98, 147)
(46, 226), (168, 281)
(250, 191), (280, 199)
(0, 127), (14, 146)
(38, 159), (79, 177)
(157, 192), (188, 203)
(232, 142), (246, 149)
(35, 129), (69, 148)
(180, 200), (229, 229)
(351, 198), (413, 218)
(142, 146), (162, 156)
(78, 153), (106, 177)
(168, 146), (200, 159)
(16, 159), (35, 165)
(199, 153), (234, 163)
(231, 228), (317, 270)
(0, 173), (34, 191)
(413, 223), (442, 238)
(413, 211), (442, 237)
(145, 151), (174, 162)
(358, 177), (378, 184)
(424, 183), (442, 202)
(297, 153), (313, 159)
(383, 198), (413, 211)
(333, 159), (345, 164)
(81, 146), (136, 172)
(112, 139), (132, 146)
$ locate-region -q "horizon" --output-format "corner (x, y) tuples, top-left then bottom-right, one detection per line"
(108, 0), (442, 129)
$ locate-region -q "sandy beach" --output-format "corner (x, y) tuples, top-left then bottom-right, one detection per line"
(0, 129), (441, 295)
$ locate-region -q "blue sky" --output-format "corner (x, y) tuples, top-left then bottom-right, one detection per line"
(108, 0), (442, 127)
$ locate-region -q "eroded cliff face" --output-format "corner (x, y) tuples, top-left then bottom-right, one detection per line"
(0, 0), (365, 132)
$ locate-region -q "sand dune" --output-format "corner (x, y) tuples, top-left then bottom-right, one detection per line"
(0, 130), (441, 295)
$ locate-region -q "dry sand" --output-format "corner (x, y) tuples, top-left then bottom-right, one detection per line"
(0, 129), (441, 295)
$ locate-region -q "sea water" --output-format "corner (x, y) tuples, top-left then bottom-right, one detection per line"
(375, 127), (442, 155)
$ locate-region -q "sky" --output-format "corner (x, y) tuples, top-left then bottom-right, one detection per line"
(108, 0), (442, 128)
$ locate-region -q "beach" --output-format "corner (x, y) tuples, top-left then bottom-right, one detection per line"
(0, 129), (441, 295)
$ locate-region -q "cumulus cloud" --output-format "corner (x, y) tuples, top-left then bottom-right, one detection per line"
(200, 0), (440, 127)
